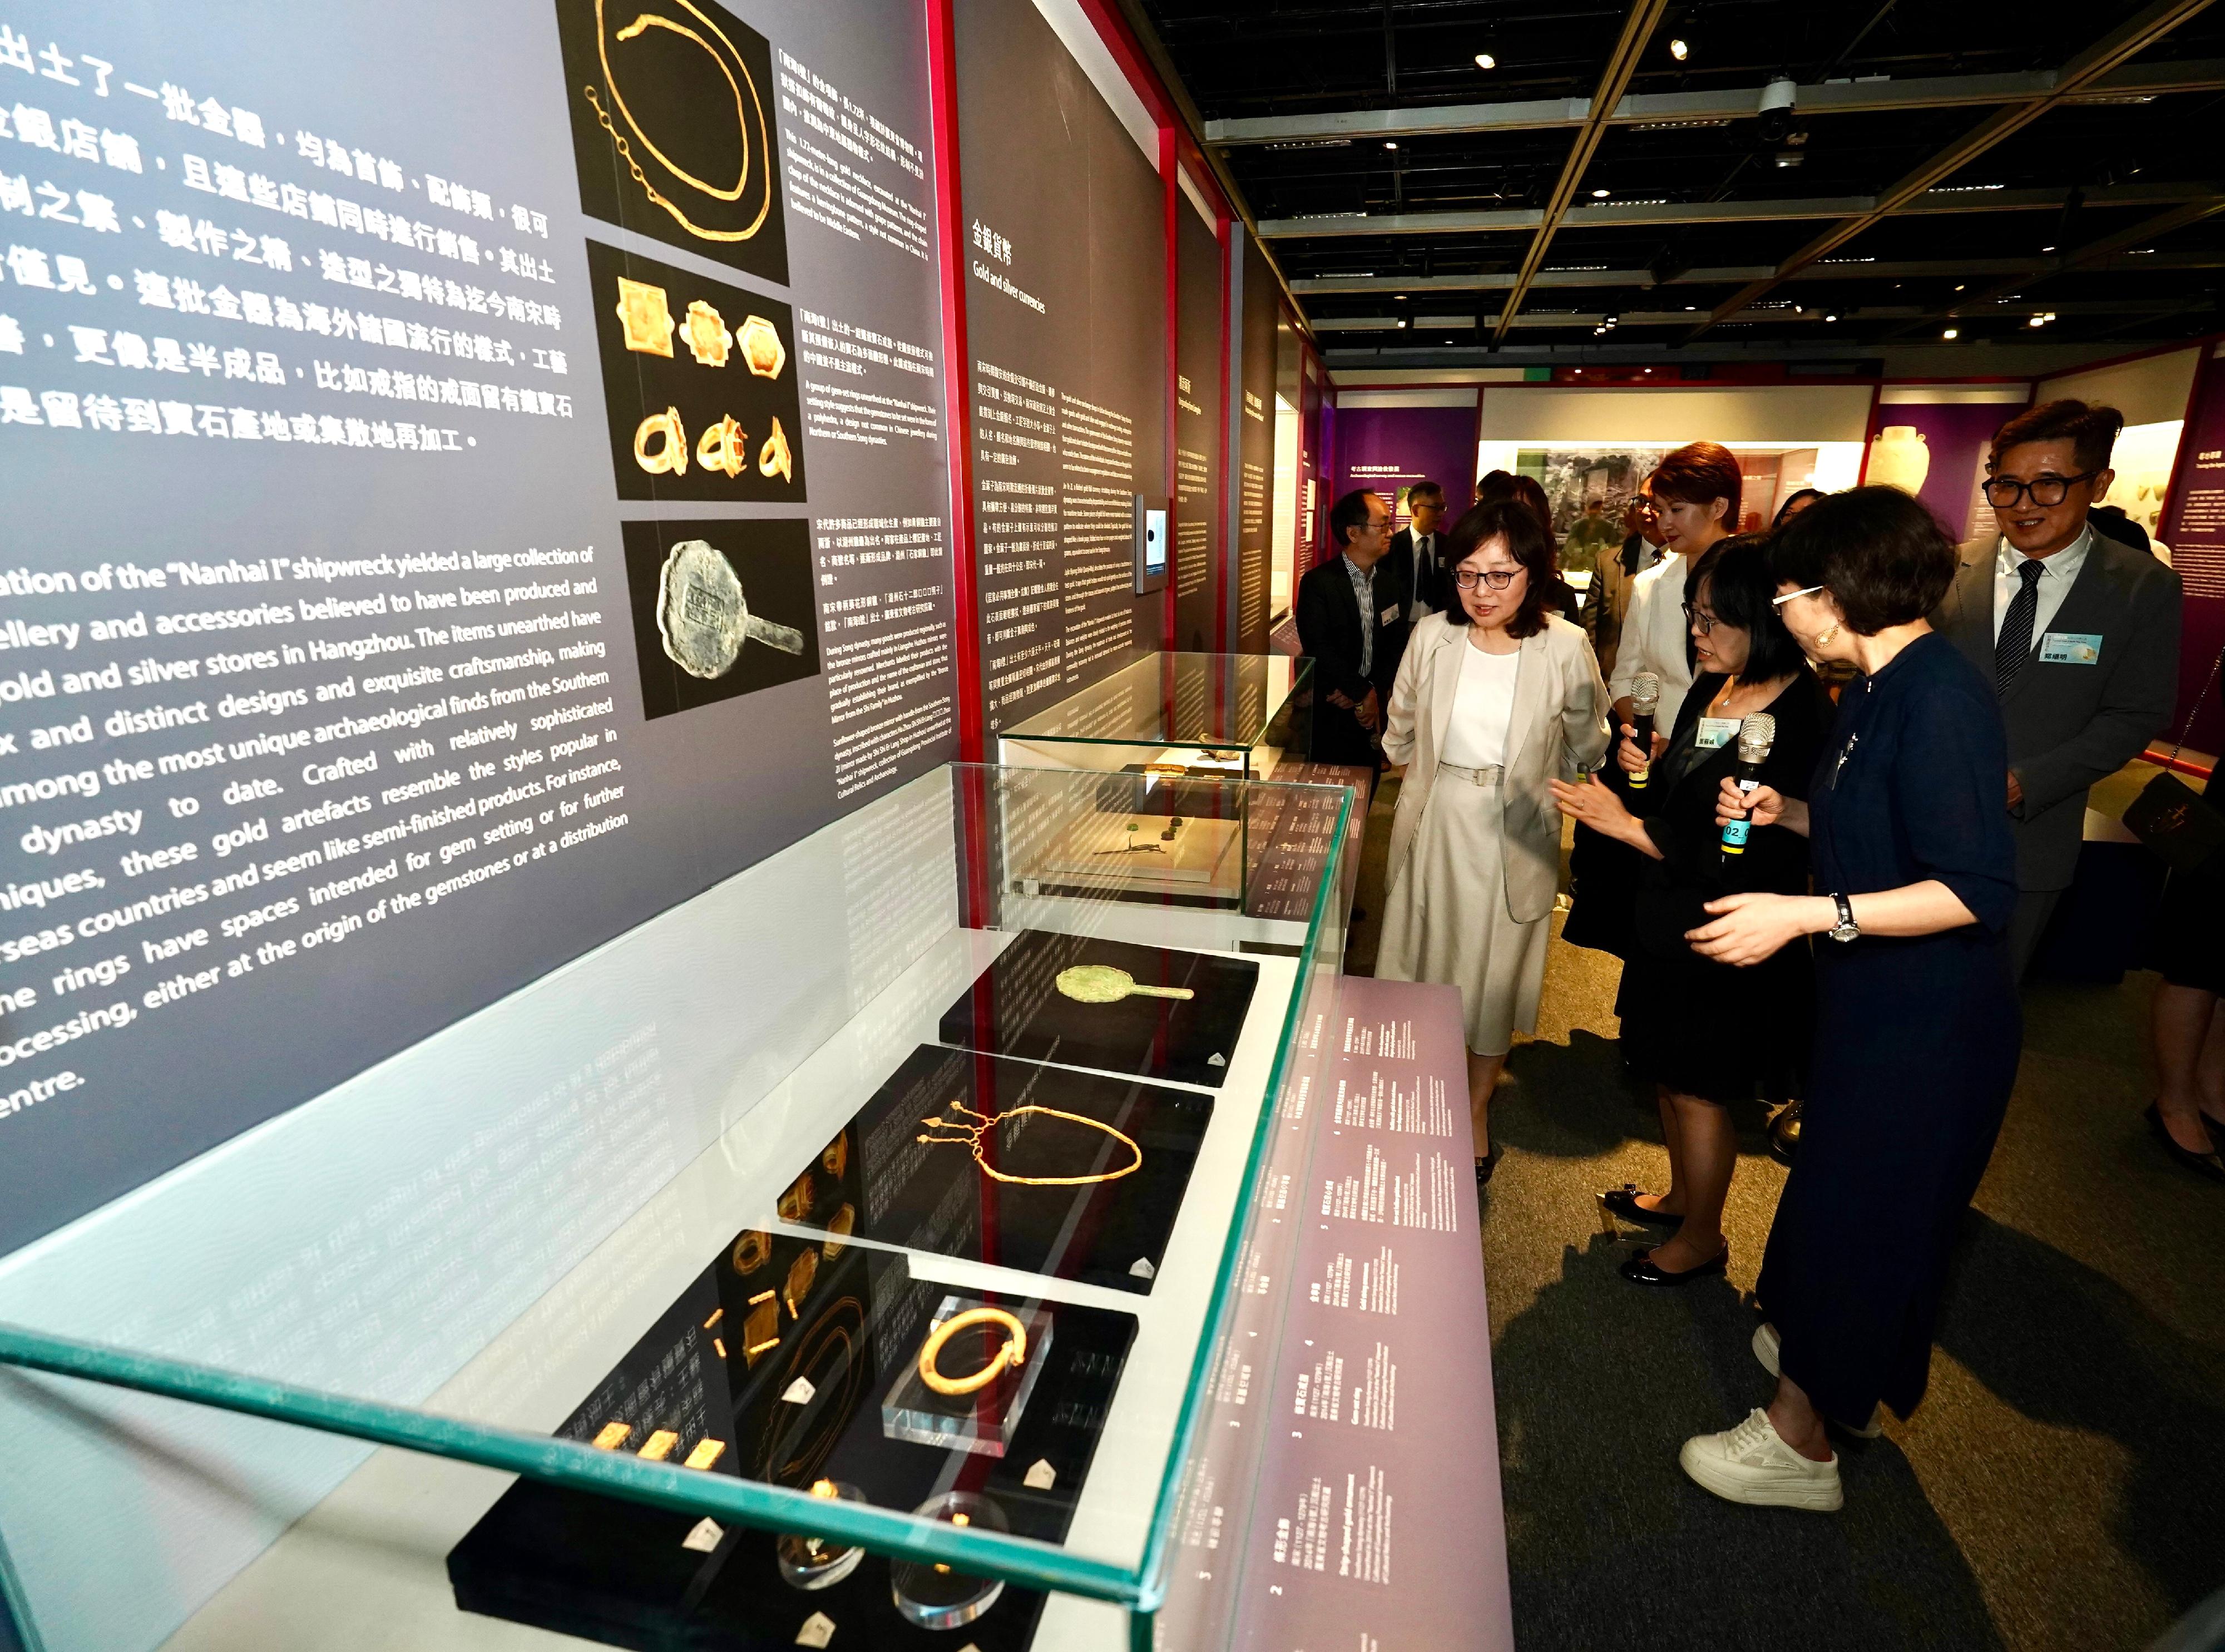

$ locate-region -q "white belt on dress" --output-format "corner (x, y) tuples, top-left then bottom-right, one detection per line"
(1435, 760), (1504, 786)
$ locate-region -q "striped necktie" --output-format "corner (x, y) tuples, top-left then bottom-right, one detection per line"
(1995, 558), (2045, 694)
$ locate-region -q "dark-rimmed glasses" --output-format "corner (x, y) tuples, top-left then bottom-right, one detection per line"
(1453, 567), (1520, 592)
(1982, 472), (2100, 508)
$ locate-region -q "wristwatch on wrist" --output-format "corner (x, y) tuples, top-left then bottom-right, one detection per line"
(1827, 892), (1860, 943)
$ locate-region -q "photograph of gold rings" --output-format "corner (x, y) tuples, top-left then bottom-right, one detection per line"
(731, 1228), (771, 1275)
(916, 1098), (1142, 1186)
(916, 1307), (1028, 1397)
(582, 0), (774, 246)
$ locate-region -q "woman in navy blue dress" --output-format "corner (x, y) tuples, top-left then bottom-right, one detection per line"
(1674, 487), (2020, 1512)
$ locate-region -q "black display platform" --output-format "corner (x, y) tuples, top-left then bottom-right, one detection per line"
(937, 930), (1258, 1089)
(778, 1043), (1214, 1295)
(450, 1246), (1136, 1652)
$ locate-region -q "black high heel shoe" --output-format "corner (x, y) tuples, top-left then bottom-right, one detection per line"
(1600, 1184), (1683, 1227)
(1475, 1144), (1502, 1190)
(1619, 1244), (1729, 1287)
(2146, 1102), (2225, 1184)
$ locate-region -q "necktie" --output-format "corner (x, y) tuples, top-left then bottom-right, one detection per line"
(1995, 558), (2044, 694)
(1417, 535), (1432, 604)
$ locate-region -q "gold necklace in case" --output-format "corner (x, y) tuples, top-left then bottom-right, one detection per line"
(916, 1099), (1141, 1186)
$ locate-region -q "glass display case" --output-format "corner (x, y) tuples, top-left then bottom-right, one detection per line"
(0, 762), (1351, 1652)
(995, 655), (1314, 909)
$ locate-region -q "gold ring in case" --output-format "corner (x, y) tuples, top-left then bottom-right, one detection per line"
(731, 1228), (772, 1275)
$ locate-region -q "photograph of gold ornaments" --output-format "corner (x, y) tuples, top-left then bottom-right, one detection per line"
(622, 518), (818, 721)
(588, 241), (805, 501)
(554, 0), (789, 283)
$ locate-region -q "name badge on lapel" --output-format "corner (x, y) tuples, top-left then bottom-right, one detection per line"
(1379, 604), (1401, 627)
(1694, 716), (1740, 750)
(2039, 632), (2102, 665)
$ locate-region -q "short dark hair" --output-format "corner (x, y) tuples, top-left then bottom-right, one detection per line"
(1477, 469), (1516, 501)
(1690, 535), (1811, 682)
(1407, 479), (1443, 508)
(1989, 398), (2124, 474)
(1772, 488), (1826, 530)
(1441, 498), (1560, 639)
(1328, 488), (1379, 550)
(1769, 485), (1956, 636)
(1650, 441), (1743, 529)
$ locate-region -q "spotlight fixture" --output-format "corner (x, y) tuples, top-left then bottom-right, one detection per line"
(1670, 37), (1689, 61)
(1825, 313), (1838, 322)
(1475, 52), (1496, 69)
(2041, 244), (2055, 252)
(2028, 311), (2056, 327)
(1942, 327), (1959, 339)
(1954, 284), (1966, 291)
(1592, 187), (1610, 199)
(1385, 140), (1399, 150)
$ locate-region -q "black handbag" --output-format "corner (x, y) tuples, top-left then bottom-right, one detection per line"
(2124, 645), (2225, 874)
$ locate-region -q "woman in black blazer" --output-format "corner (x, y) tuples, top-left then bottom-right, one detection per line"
(1552, 537), (1830, 1285)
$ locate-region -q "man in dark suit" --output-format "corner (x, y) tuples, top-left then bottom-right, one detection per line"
(1931, 399), (2183, 977)
(1382, 478), (1450, 629)
(1298, 488), (1407, 773)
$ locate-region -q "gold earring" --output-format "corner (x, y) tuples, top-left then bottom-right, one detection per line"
(1817, 626), (1840, 646)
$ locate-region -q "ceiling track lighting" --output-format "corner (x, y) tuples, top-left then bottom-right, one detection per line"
(1474, 52), (1495, 69)
(1670, 37), (1689, 61)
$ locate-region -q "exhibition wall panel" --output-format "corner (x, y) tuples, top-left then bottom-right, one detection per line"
(1173, 192), (1223, 653)
(0, 0), (958, 1258)
(1233, 236), (1277, 651)
(958, 0), (1169, 736)
(2158, 341), (2225, 753)
(1476, 384), (1875, 443)
(2039, 345), (2201, 428)
(1334, 404), (1482, 526)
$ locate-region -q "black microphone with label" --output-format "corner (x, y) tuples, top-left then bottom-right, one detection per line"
(1720, 711), (1777, 856)
(1626, 670), (1662, 792)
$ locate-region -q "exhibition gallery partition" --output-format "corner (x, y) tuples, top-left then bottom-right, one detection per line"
(0, 4), (1329, 1652)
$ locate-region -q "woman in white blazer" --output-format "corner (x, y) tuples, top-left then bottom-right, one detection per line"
(1378, 498), (1614, 1186)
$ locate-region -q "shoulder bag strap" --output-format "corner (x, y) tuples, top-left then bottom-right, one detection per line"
(2161, 643), (2225, 770)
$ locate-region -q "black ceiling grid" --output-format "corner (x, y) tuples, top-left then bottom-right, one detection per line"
(1133, 0), (2225, 370)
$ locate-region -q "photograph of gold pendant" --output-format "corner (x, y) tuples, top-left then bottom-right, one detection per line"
(821, 1132), (848, 1181)
(822, 1203), (854, 1260)
(759, 416), (791, 482)
(634, 405), (688, 474)
(694, 413), (747, 477)
(615, 276), (675, 356)
(683, 298), (732, 367)
(738, 313), (785, 378)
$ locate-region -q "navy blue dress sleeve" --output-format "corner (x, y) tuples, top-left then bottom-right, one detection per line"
(1889, 670), (2019, 935)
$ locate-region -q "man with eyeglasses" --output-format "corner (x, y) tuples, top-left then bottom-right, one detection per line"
(1931, 398), (2183, 978)
(1298, 488), (1408, 776)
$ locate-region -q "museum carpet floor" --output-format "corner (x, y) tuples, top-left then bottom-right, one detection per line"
(1343, 776), (2225, 1652)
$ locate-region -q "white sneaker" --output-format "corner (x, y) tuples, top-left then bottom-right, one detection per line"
(1680, 1408), (1843, 1511)
(1752, 1323), (1883, 1439)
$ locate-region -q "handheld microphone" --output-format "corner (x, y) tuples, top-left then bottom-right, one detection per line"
(1720, 711), (1778, 855)
(1627, 671), (1662, 791)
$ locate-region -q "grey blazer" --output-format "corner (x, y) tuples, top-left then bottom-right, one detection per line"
(1931, 531), (2183, 891)
(1382, 612), (1612, 923)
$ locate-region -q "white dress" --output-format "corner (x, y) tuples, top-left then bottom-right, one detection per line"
(1379, 639), (1542, 1055)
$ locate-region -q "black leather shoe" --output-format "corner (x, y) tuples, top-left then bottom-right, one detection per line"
(1600, 1185), (1683, 1227)
(1619, 1244), (1728, 1287)
(2146, 1102), (2225, 1184)
(1475, 1145), (1502, 1190)
(1767, 1100), (1803, 1166)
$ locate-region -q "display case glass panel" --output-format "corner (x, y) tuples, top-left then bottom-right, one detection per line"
(994, 654), (1314, 909)
(0, 761), (1349, 1652)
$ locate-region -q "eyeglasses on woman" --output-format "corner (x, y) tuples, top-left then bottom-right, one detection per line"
(1453, 567), (1521, 592)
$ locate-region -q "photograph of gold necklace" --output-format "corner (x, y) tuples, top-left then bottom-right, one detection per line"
(916, 1099), (1141, 1186)
(582, 0), (774, 245)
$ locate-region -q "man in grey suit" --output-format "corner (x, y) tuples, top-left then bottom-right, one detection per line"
(1931, 399), (2183, 977)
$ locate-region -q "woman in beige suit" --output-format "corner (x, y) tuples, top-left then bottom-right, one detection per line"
(1378, 498), (1614, 1186)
